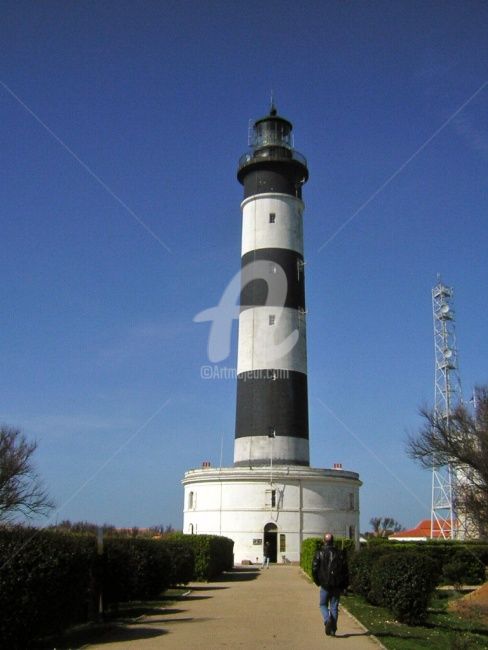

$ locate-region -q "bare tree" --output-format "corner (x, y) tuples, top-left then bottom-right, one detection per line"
(49, 520), (117, 535)
(369, 516), (404, 537)
(0, 425), (54, 522)
(369, 516), (382, 536)
(406, 386), (488, 538)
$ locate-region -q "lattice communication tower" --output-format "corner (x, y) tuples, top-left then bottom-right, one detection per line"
(431, 280), (463, 539)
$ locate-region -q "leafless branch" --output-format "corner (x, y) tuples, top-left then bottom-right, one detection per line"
(0, 425), (54, 522)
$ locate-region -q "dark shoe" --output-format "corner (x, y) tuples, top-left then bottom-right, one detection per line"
(325, 619), (332, 635)
(330, 615), (337, 634)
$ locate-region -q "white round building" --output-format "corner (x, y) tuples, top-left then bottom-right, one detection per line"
(183, 106), (361, 564)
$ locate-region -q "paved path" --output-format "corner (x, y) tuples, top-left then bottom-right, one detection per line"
(85, 566), (382, 649)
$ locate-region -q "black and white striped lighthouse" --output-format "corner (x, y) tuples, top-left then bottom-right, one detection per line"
(234, 106), (310, 467)
(183, 105), (361, 560)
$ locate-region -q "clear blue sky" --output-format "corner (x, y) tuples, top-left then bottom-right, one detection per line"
(2, 1), (487, 532)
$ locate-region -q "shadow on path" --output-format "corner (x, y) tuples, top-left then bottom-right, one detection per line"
(213, 567), (261, 582)
(35, 567), (261, 648)
(33, 624), (168, 649)
(176, 593), (212, 601)
(188, 584), (227, 591)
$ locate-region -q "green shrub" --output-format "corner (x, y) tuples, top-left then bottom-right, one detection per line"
(167, 534), (234, 581)
(0, 527), (96, 649)
(300, 537), (322, 577)
(0, 527), (234, 647)
(161, 537), (195, 585)
(103, 537), (171, 604)
(335, 537), (356, 553)
(387, 541), (487, 585)
(178, 534), (234, 580)
(349, 548), (384, 598)
(369, 551), (439, 624)
(348, 541), (487, 623)
(442, 550), (486, 586)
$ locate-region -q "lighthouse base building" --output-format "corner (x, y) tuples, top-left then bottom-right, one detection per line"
(183, 106), (361, 563)
(183, 465), (360, 564)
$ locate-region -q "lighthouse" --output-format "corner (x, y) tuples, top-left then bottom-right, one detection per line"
(235, 105), (309, 468)
(183, 106), (361, 564)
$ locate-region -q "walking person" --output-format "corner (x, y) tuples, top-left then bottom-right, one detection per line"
(312, 532), (349, 636)
(262, 540), (271, 568)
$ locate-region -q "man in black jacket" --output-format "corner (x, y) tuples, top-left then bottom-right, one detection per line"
(311, 533), (349, 636)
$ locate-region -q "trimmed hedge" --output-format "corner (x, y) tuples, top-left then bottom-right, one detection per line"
(0, 527), (234, 648)
(349, 547), (386, 598)
(171, 533), (234, 580)
(347, 540), (488, 626)
(162, 537), (195, 585)
(441, 549), (486, 586)
(359, 540), (488, 586)
(300, 536), (355, 579)
(0, 527), (96, 650)
(103, 537), (172, 605)
(300, 537), (323, 577)
(369, 551), (439, 624)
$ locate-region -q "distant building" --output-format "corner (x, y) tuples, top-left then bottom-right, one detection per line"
(389, 518), (455, 541)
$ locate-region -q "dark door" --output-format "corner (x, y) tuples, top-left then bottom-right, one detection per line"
(264, 523), (278, 563)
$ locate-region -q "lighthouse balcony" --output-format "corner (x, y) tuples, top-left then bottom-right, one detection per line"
(238, 147), (307, 173)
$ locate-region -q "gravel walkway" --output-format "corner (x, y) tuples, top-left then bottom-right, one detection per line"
(85, 565), (383, 649)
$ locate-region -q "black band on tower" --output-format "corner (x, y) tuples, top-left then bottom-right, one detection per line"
(241, 166), (305, 199)
(240, 248), (305, 311)
(235, 371), (309, 439)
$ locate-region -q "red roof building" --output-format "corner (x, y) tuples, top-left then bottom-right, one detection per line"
(389, 518), (454, 541)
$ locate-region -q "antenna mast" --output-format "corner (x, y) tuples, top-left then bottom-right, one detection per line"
(431, 279), (463, 539)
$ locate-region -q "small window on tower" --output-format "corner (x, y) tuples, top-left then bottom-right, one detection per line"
(349, 493), (354, 510)
(280, 533), (286, 552)
(269, 212), (276, 223)
(269, 314), (275, 325)
(265, 489), (277, 508)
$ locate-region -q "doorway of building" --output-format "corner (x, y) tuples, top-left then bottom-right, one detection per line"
(263, 522), (278, 563)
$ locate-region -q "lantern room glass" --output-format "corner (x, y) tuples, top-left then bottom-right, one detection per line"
(253, 118), (292, 150)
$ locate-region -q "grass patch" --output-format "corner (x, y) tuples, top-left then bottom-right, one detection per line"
(342, 590), (488, 649)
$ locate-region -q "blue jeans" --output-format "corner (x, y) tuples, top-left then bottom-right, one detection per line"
(319, 586), (341, 628)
